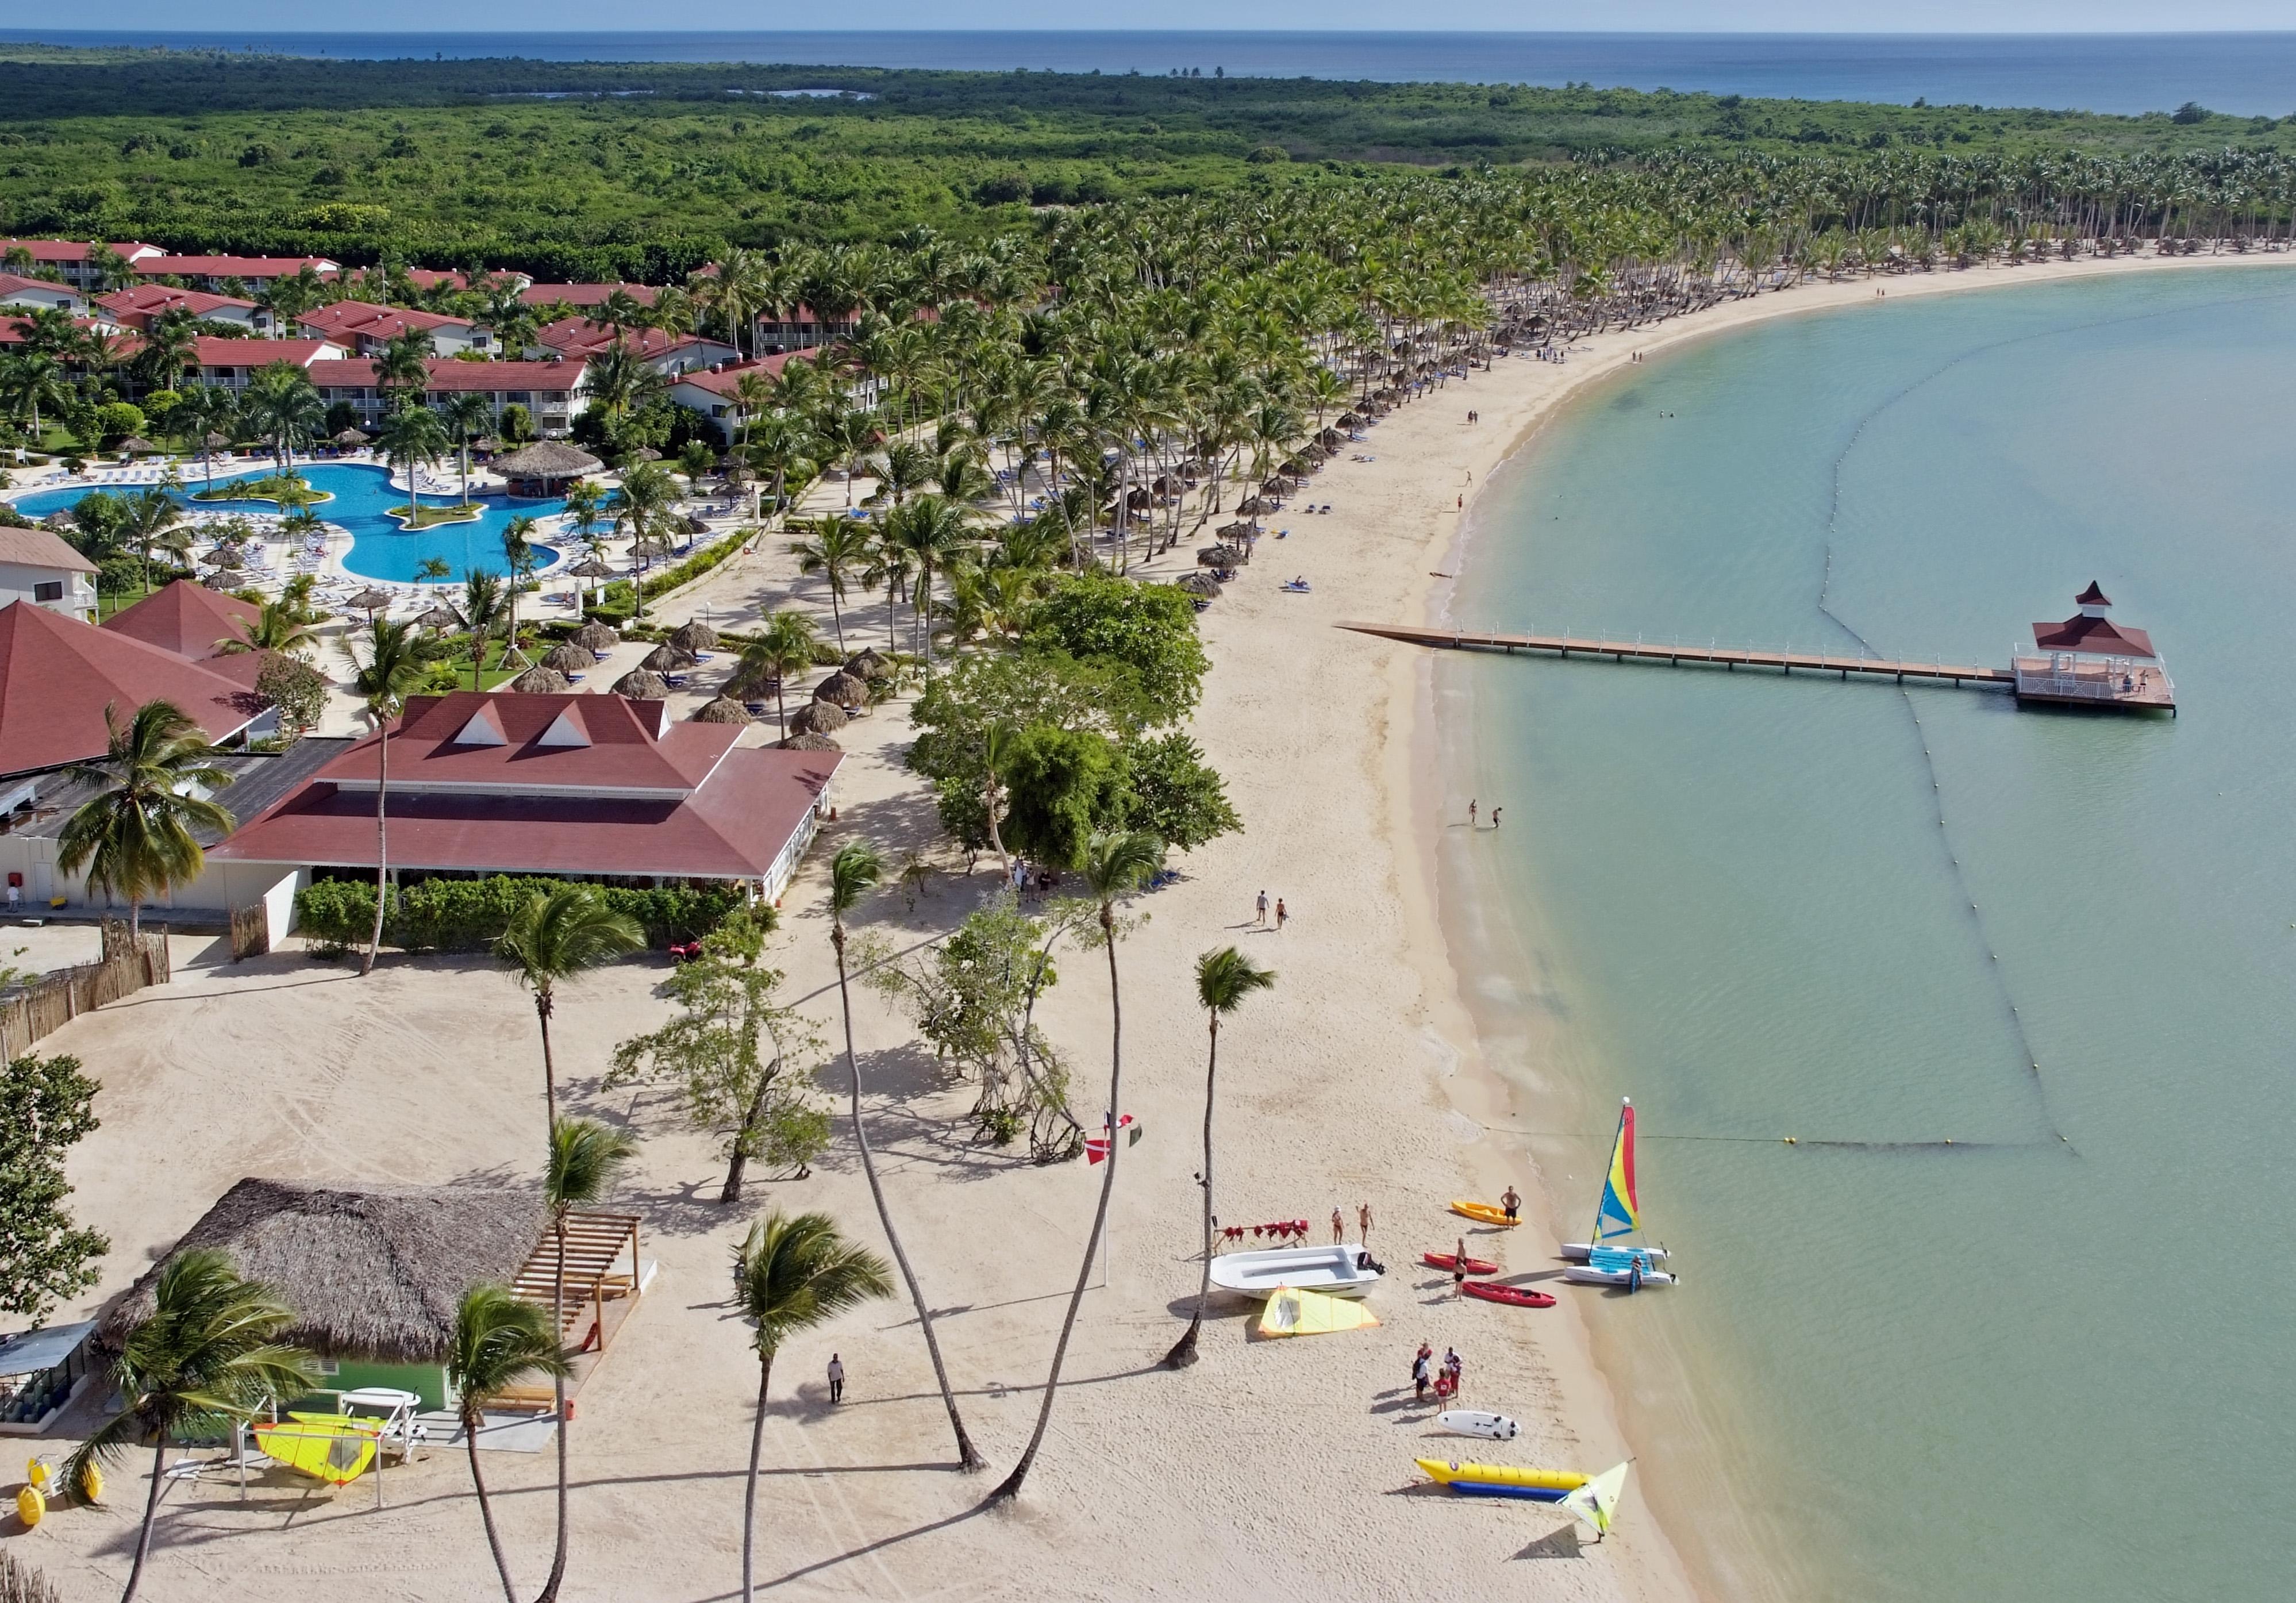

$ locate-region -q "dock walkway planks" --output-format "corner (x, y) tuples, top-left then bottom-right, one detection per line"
(1339, 621), (2015, 686)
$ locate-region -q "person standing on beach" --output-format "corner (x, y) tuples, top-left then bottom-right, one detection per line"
(1453, 1237), (1468, 1297)
(1491, 806), (1502, 829)
(1332, 1207), (1346, 1246)
(1445, 1348), (1464, 1397)
(827, 1354), (845, 1404)
(1468, 798), (1478, 827)
(1275, 898), (1287, 932)
(1413, 1343), (1433, 1403)
(1255, 889), (1268, 926)
(1357, 1201), (1374, 1250)
(1502, 1185), (1521, 1224)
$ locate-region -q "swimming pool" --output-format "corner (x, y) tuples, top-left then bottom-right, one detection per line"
(7, 463), (567, 584)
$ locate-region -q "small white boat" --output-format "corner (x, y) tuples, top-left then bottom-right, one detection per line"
(1563, 1247), (1679, 1289)
(1208, 1243), (1382, 1299)
(1560, 1241), (1669, 1263)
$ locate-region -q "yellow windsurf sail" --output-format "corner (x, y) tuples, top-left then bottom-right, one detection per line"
(255, 1414), (381, 1486)
(1561, 1461), (1631, 1536)
(1259, 1284), (1380, 1337)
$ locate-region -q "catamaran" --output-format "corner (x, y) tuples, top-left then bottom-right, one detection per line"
(1562, 1098), (1677, 1289)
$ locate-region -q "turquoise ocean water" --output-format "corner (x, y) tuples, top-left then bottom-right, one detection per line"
(1436, 266), (2296, 1601)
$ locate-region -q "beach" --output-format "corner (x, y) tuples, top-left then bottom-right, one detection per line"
(14, 246), (2293, 1602)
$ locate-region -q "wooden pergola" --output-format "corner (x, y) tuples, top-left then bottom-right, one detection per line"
(497, 1210), (646, 1408)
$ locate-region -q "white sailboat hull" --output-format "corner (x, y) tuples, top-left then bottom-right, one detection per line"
(1207, 1244), (1381, 1299)
(1563, 1262), (1679, 1288)
(1560, 1242), (1669, 1263)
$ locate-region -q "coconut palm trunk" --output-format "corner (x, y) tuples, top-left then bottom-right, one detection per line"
(741, 1351), (773, 1601)
(364, 720), (389, 975)
(463, 1398), (519, 1603)
(1164, 947), (1272, 1368)
(122, 1435), (168, 1602)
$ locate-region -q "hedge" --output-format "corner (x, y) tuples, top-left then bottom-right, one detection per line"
(294, 875), (754, 954)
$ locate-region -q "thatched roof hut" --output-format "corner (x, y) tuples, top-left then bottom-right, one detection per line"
(640, 643), (697, 674)
(813, 670), (867, 709)
(494, 440), (600, 491)
(114, 435), (161, 457)
(345, 586), (393, 613)
(333, 427), (370, 447)
(790, 699), (847, 736)
(1198, 544), (1247, 568)
(570, 620), (621, 652)
(777, 731), (842, 752)
(667, 620), (718, 653)
(412, 602), (464, 632)
(612, 668), (669, 699)
(842, 647), (889, 680)
(98, 1179), (545, 1364)
(541, 641), (594, 675)
(690, 696), (752, 725)
(509, 664), (571, 694)
(1175, 571), (1222, 598)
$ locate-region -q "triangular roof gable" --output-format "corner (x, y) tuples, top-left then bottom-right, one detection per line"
(537, 704), (592, 747)
(2075, 581), (2110, 607)
(333, 692), (734, 794)
(451, 705), (508, 747)
(0, 599), (258, 777)
(101, 579), (261, 660)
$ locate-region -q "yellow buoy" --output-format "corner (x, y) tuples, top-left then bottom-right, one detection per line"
(25, 1456), (51, 1492)
(76, 1460), (102, 1503)
(16, 1483), (44, 1527)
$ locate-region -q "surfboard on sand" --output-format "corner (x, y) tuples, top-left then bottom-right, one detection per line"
(1437, 1409), (1520, 1440)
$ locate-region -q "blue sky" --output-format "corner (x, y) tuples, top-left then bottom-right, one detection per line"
(34, 5), (2296, 33)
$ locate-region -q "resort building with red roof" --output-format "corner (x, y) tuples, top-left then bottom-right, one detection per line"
(133, 254), (340, 294)
(532, 317), (737, 375)
(518, 281), (659, 311)
(307, 357), (590, 436)
(0, 240), (164, 292)
(95, 283), (268, 334)
(0, 272), (87, 316)
(0, 527), (99, 624)
(669, 355), (881, 445)
(298, 299), (491, 357)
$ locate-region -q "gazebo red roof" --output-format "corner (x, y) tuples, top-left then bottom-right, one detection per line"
(102, 579), (262, 660)
(0, 599), (263, 778)
(2033, 583), (2155, 659)
(2074, 581), (2110, 607)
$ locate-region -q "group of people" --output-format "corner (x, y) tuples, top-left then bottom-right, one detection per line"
(1330, 1201), (1374, 1246)
(1413, 1342), (1466, 1404)
(1253, 889), (1289, 930)
(1467, 799), (1504, 829)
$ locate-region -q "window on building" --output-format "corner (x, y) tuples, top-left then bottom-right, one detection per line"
(32, 581), (63, 602)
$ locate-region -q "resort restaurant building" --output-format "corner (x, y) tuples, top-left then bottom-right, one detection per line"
(209, 690), (843, 947)
(309, 357), (593, 438)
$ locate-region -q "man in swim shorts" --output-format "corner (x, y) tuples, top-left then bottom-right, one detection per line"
(1501, 1185), (1521, 1223)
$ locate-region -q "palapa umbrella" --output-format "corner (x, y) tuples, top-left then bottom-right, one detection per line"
(1198, 544), (1247, 568)
(682, 513), (712, 535)
(612, 668), (669, 699)
(201, 546), (245, 567)
(813, 670), (867, 709)
(205, 568), (249, 590)
(332, 427), (370, 447)
(471, 436), (499, 455)
(41, 509), (76, 530)
(842, 647), (888, 680)
(114, 435), (160, 457)
(723, 662), (780, 701)
(1236, 497), (1267, 516)
(570, 620), (620, 652)
(640, 643), (696, 673)
(202, 431), (234, 451)
(509, 664), (571, 694)
(667, 620), (718, 653)
(776, 731), (842, 752)
(1260, 478), (1290, 498)
(1175, 571), (1222, 598)
(344, 586), (393, 615)
(541, 642), (594, 674)
(628, 446), (663, 462)
(567, 558), (617, 580)
(790, 699), (847, 736)
(690, 696), (752, 725)
(413, 602), (464, 631)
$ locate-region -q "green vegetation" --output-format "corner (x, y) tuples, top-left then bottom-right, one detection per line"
(0, 1051), (109, 1325)
(56, 698), (236, 940)
(293, 874), (749, 954)
(384, 501), (482, 528)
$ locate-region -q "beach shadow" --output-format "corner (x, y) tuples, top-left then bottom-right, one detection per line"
(1516, 1524), (1586, 1560)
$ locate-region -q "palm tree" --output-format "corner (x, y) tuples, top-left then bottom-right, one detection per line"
(242, 363), (324, 476)
(499, 515), (541, 669)
(613, 462), (680, 622)
(1163, 947), (1276, 1368)
(374, 327), (433, 411)
(460, 569), (507, 689)
(66, 1250), (320, 1603)
(337, 618), (447, 977)
(495, 885), (645, 1132)
(826, 840), (983, 1471)
(122, 489), (182, 597)
(991, 828), (1165, 1504)
(730, 1211), (894, 1603)
(378, 404), (449, 522)
(678, 439), (717, 499)
(443, 391), (495, 505)
(171, 384), (236, 495)
(55, 700), (235, 941)
(447, 1286), (570, 1603)
(215, 598), (316, 657)
(533, 1117), (638, 1603)
(738, 609), (817, 739)
(881, 495), (973, 666)
(783, 516), (870, 652)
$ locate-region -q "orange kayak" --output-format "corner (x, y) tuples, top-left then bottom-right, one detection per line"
(1450, 1200), (1520, 1227)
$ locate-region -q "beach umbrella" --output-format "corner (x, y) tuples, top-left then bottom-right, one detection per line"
(682, 513), (712, 535)
(509, 664), (571, 694)
(205, 569), (250, 590)
(344, 586), (393, 615)
(567, 558), (616, 580)
(690, 696), (752, 725)
(570, 620), (620, 652)
(791, 699), (847, 736)
(40, 509), (76, 531)
(612, 668), (668, 699)
(723, 662), (780, 701)
(541, 641), (594, 674)
(332, 427), (370, 447)
(1235, 497), (1267, 516)
(842, 646), (889, 680)
(203, 431), (234, 451)
(640, 643), (696, 673)
(114, 435), (160, 457)
(813, 670), (867, 709)
(471, 436), (499, 455)
(1260, 478), (1290, 498)
(628, 446), (663, 462)
(1198, 544), (1246, 568)
(1175, 571), (1222, 598)
(667, 620), (718, 653)
(413, 602), (464, 632)
(200, 546), (243, 567)
(776, 731), (841, 752)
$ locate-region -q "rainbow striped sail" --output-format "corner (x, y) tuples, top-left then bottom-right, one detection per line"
(1594, 1099), (1639, 1240)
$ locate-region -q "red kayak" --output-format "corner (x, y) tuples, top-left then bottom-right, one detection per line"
(1424, 1251), (1501, 1276)
(1462, 1280), (1556, 1309)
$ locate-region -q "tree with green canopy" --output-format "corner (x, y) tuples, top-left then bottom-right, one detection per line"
(495, 884), (645, 1132)
(0, 1052), (109, 1325)
(1163, 947), (1276, 1367)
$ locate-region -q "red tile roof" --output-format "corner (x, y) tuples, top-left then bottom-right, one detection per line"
(303, 358), (586, 393)
(0, 272), (80, 300)
(518, 282), (659, 309)
(533, 317), (725, 362)
(2032, 614), (2156, 658)
(312, 691), (736, 798)
(299, 300), (472, 340)
(0, 315), (112, 347)
(95, 285), (257, 328)
(186, 337), (343, 369)
(0, 526), (98, 575)
(671, 354), (799, 397)
(0, 240), (160, 263)
(101, 579), (262, 660)
(137, 255), (339, 279)
(0, 599), (264, 779)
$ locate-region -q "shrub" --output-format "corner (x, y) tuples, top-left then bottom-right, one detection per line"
(294, 875), (757, 954)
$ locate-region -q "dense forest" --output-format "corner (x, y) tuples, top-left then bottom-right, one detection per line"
(2, 44), (2295, 277)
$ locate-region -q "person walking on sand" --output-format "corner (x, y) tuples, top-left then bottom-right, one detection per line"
(827, 1353), (845, 1404)
(1456, 493), (1464, 510)
(1332, 1207), (1346, 1246)
(1413, 1342), (1433, 1403)
(1255, 889), (1268, 927)
(1358, 1201), (1374, 1250)
(1275, 898), (1288, 931)
(1491, 806), (1502, 829)
(1502, 1184), (1521, 1224)
(1468, 798), (1478, 828)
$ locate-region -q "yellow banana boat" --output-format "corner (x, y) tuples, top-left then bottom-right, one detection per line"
(1416, 1458), (1587, 1493)
(1449, 1200), (1520, 1227)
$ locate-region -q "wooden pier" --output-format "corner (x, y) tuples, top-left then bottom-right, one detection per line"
(1340, 621), (2017, 688)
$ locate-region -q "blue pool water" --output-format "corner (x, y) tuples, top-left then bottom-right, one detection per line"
(7, 464), (564, 584)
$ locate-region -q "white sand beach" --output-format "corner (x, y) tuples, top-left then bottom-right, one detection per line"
(12, 247), (2293, 1602)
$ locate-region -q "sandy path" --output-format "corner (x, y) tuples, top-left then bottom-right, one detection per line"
(12, 248), (2292, 1603)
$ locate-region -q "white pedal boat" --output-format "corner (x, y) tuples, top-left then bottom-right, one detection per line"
(1563, 1247), (1679, 1289)
(1207, 1243), (1382, 1299)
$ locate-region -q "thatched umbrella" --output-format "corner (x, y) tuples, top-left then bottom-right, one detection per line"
(612, 668), (668, 699)
(640, 643), (696, 673)
(541, 641), (594, 675)
(114, 435), (160, 457)
(790, 699), (847, 736)
(723, 662), (780, 701)
(1198, 544), (1247, 568)
(1236, 497), (1267, 517)
(471, 436), (499, 455)
(202, 431), (233, 451)
(682, 513), (712, 536)
(41, 508), (76, 531)
(690, 696), (752, 725)
(345, 586), (393, 616)
(628, 445), (663, 463)
(777, 731), (842, 752)
(567, 558), (616, 581)
(333, 427), (370, 448)
(201, 545), (247, 568)
(509, 664), (571, 694)
(813, 670), (867, 709)
(843, 646), (889, 680)
(1175, 571), (1222, 598)
(1125, 487), (1152, 510)
(570, 620), (620, 652)
(1260, 478), (1290, 498)
(413, 602), (464, 632)
(667, 620), (718, 654)
(206, 568), (249, 590)
(494, 440), (601, 491)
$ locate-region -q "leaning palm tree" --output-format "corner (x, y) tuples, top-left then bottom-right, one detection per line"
(214, 598), (316, 658)
(122, 488), (181, 598)
(66, 1250), (320, 1603)
(447, 1285), (570, 1603)
(991, 828), (1165, 1504)
(498, 515), (541, 670)
(336, 618), (447, 977)
(826, 840), (983, 1471)
(730, 1211), (894, 1603)
(495, 885), (645, 1131)
(1163, 947), (1276, 1368)
(533, 1117), (637, 1603)
(55, 699), (235, 941)
(783, 514), (871, 652)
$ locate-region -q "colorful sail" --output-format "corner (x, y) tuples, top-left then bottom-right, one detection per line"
(1561, 1461), (1632, 1537)
(1595, 1099), (1639, 1240)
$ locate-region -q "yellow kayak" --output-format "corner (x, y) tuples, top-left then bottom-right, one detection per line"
(1449, 1200), (1520, 1227)
(1416, 1458), (1587, 1492)
(255, 1414), (381, 1486)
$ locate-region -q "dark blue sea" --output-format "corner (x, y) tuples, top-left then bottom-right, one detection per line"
(10, 30), (2296, 117)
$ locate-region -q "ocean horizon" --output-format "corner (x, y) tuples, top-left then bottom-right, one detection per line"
(8, 29), (2296, 117)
